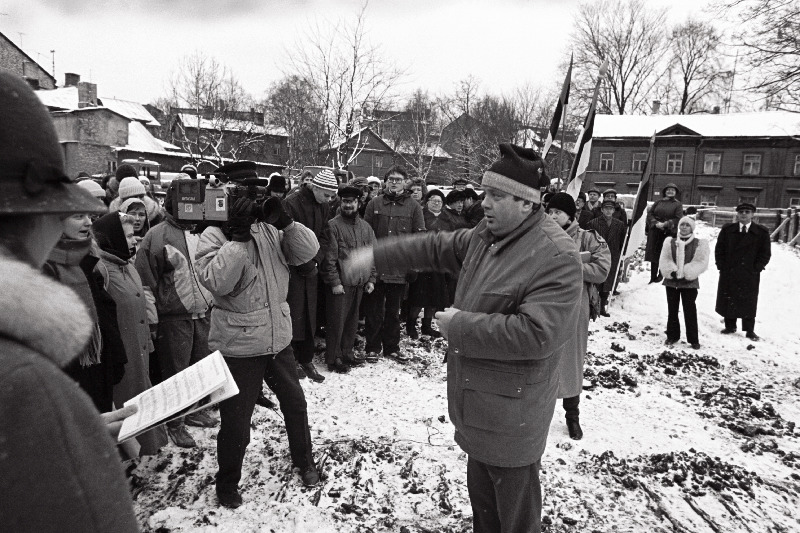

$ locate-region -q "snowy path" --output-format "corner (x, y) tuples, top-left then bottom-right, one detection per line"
(133, 222), (800, 532)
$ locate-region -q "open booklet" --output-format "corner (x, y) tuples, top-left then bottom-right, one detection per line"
(118, 350), (239, 443)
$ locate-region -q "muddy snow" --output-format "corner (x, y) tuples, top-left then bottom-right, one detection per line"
(133, 222), (800, 532)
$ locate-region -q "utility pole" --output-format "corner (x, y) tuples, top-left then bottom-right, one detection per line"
(17, 32), (25, 46)
(50, 50), (55, 79)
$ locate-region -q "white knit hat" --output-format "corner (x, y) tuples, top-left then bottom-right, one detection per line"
(76, 179), (105, 199)
(118, 176), (146, 200)
(312, 169), (339, 192)
(678, 215), (695, 233)
(139, 176), (151, 187)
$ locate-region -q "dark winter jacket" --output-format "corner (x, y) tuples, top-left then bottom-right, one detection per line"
(714, 222), (771, 318)
(0, 251), (139, 533)
(592, 203), (628, 226)
(463, 197), (485, 228)
(372, 209), (583, 468)
(645, 196), (683, 262)
(283, 186), (330, 340)
(438, 206), (470, 232)
(364, 191), (425, 283)
(576, 207), (594, 230)
(321, 214), (377, 287)
(587, 215), (627, 292)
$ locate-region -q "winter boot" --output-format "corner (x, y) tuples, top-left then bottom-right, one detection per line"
(566, 419), (583, 440)
(405, 320), (419, 339)
(420, 317), (441, 338)
(599, 293), (610, 317)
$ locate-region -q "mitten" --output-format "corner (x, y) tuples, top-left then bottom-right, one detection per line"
(259, 197), (293, 230)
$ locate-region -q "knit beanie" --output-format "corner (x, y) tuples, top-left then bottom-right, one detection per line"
(678, 215), (695, 234)
(547, 192), (577, 219)
(115, 164), (138, 181)
(77, 179), (106, 199)
(481, 143), (549, 202)
(312, 169), (338, 192)
(117, 176), (146, 200)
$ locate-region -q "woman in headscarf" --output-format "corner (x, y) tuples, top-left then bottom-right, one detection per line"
(658, 216), (709, 349)
(119, 197), (150, 247)
(43, 213), (127, 413)
(93, 212), (167, 456)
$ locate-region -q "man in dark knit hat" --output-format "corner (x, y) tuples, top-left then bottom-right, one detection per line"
(344, 144), (583, 533)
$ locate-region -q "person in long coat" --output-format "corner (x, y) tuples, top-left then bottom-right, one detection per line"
(587, 200), (626, 317)
(714, 202), (771, 340)
(283, 169), (337, 382)
(645, 183), (683, 283)
(591, 189), (628, 226)
(659, 216), (709, 349)
(93, 212), (168, 456)
(547, 193), (610, 441)
(439, 190), (470, 305)
(406, 189), (450, 338)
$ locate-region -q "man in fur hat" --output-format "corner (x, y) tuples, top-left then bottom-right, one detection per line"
(344, 144), (583, 533)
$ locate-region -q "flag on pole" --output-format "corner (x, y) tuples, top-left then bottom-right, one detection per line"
(565, 58), (608, 199)
(541, 54), (572, 160)
(622, 133), (656, 259)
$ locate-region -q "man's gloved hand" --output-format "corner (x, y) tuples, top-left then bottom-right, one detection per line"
(296, 260), (318, 277)
(227, 197), (256, 242)
(670, 272), (678, 279)
(260, 197), (293, 230)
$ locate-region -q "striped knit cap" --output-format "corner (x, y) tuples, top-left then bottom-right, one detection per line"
(481, 143), (549, 202)
(312, 168), (339, 192)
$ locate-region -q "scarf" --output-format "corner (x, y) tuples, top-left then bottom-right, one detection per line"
(47, 237), (103, 367)
(675, 234), (695, 279)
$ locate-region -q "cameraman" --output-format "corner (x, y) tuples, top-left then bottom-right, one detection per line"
(194, 162), (321, 508)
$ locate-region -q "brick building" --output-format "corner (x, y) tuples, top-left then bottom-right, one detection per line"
(584, 112), (800, 208)
(0, 31), (56, 90)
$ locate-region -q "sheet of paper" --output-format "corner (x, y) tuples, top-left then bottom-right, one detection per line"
(118, 351), (231, 442)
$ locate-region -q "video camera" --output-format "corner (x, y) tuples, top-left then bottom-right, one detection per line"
(172, 161), (270, 223)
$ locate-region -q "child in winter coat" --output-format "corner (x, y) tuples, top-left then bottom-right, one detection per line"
(659, 216), (710, 349)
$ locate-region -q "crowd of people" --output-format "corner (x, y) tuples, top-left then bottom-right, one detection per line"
(0, 69), (773, 532)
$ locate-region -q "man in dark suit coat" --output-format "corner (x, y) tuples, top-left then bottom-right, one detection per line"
(715, 203), (771, 340)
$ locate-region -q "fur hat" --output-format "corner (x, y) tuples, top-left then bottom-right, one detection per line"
(77, 179), (105, 199)
(425, 189), (445, 202)
(117, 176), (146, 200)
(547, 192), (577, 219)
(366, 176), (381, 185)
(0, 71), (105, 215)
(115, 164), (138, 181)
(445, 190), (467, 204)
(312, 169), (339, 192)
(481, 143), (549, 203)
(268, 173), (289, 193)
(338, 185), (363, 199)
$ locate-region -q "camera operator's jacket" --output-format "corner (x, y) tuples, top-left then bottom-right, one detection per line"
(194, 221), (319, 356)
(372, 210), (583, 468)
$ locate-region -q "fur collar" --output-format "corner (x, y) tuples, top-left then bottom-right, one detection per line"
(0, 252), (92, 368)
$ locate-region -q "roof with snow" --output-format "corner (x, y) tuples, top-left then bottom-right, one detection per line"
(36, 86), (161, 126)
(594, 111), (800, 139)
(121, 121), (180, 153)
(326, 127), (451, 159)
(394, 141), (451, 159)
(175, 113), (288, 137)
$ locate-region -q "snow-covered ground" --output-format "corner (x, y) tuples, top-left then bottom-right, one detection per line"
(133, 221), (800, 532)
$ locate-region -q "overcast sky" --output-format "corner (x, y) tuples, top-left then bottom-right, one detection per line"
(2, 0), (713, 105)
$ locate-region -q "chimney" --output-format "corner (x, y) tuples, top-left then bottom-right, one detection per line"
(77, 81), (97, 108)
(65, 73), (80, 87)
(651, 100), (661, 115)
(712, 106), (720, 114)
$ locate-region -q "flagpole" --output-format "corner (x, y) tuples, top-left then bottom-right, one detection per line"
(567, 59), (607, 182)
(558, 100), (567, 189)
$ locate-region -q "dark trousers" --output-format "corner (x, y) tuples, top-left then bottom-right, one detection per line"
(651, 259), (661, 282)
(291, 319), (315, 365)
(724, 316), (755, 333)
(467, 456), (542, 533)
(156, 317), (210, 427)
(216, 346), (314, 493)
(325, 285), (363, 364)
(666, 287), (698, 344)
(563, 395), (580, 422)
(364, 281), (404, 354)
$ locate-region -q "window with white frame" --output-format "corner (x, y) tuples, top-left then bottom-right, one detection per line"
(599, 153), (614, 172)
(631, 152), (647, 172)
(703, 153), (721, 174)
(742, 154), (761, 175)
(794, 155), (800, 175)
(373, 154), (384, 168)
(699, 192), (718, 206)
(790, 197), (800, 207)
(666, 152), (683, 174)
(738, 194), (758, 206)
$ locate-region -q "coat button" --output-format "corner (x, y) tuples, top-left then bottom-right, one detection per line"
(465, 378), (470, 383)
(136, 292), (140, 297)
(453, 348), (459, 353)
(517, 388), (522, 393)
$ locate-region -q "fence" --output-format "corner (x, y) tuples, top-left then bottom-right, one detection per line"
(697, 207), (800, 246)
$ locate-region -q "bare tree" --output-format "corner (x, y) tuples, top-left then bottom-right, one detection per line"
(283, 3), (404, 169)
(263, 75), (325, 169)
(570, 0), (669, 114)
(716, 0), (800, 111)
(660, 19), (728, 114)
(389, 89), (444, 181)
(165, 52), (260, 165)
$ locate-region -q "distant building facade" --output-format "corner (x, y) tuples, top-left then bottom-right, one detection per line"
(0, 31), (56, 90)
(584, 112), (800, 209)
